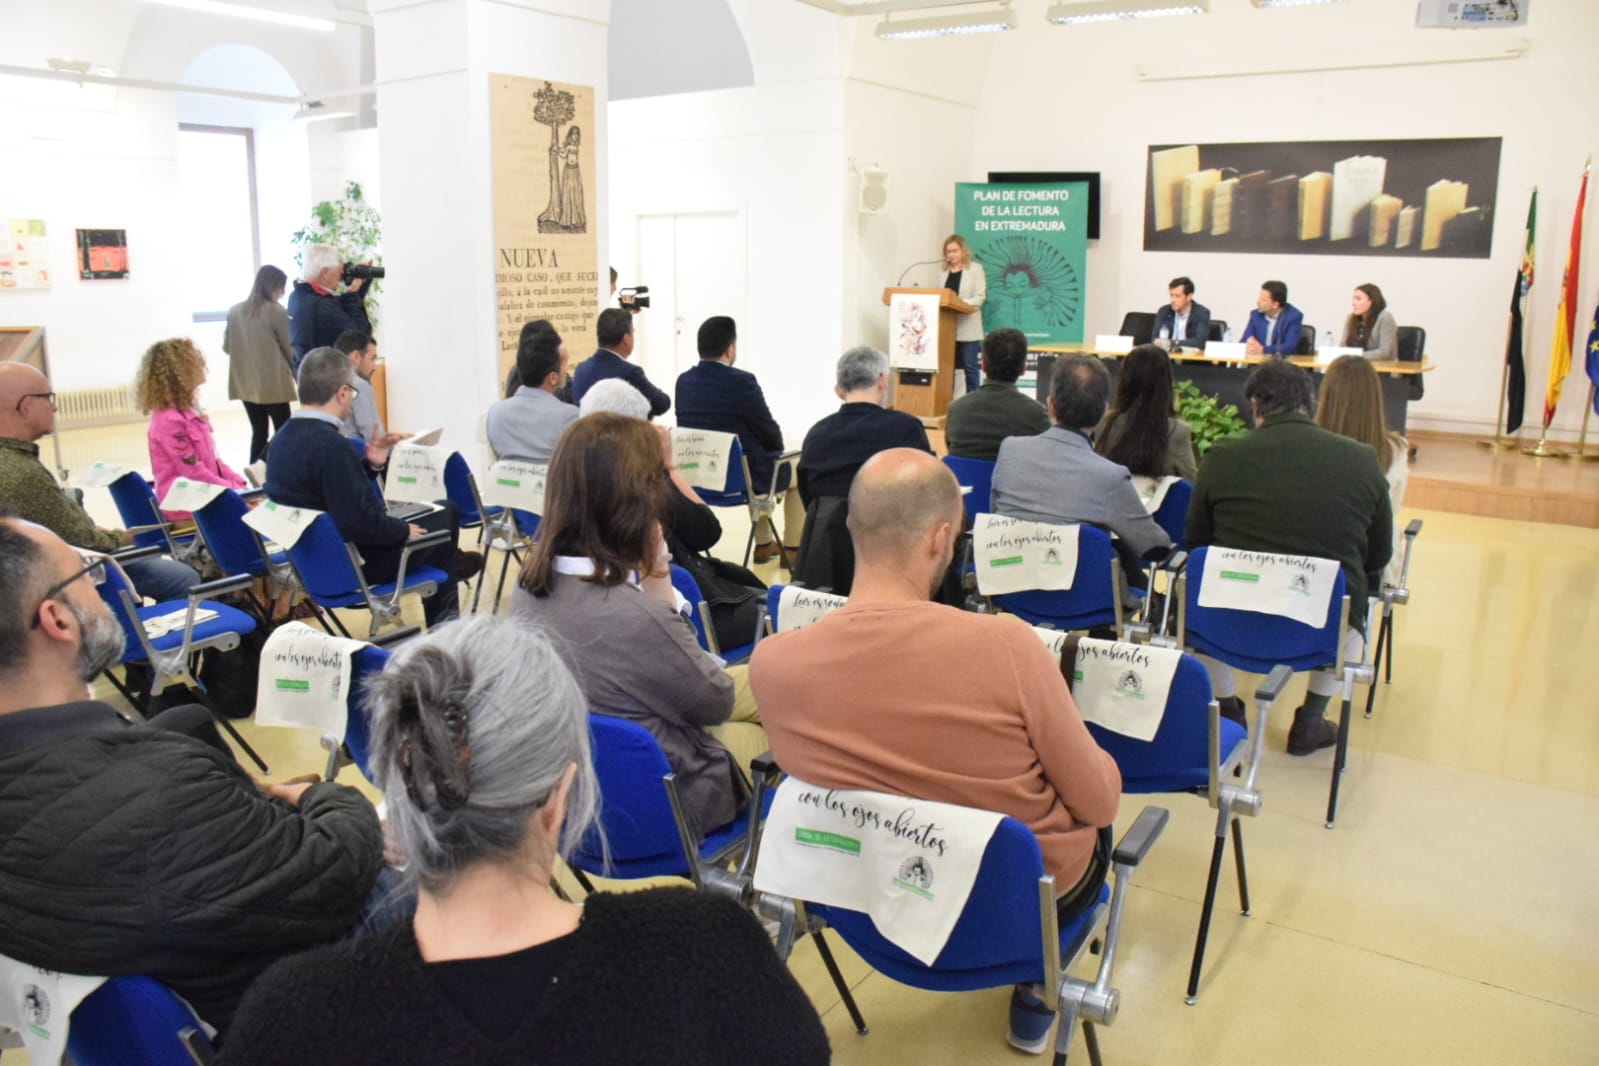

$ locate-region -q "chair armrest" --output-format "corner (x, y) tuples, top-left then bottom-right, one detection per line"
(1111, 806), (1169, 867)
(749, 750), (782, 781)
(1157, 549), (1188, 574)
(186, 574), (254, 602)
(1254, 663), (1293, 706)
(239, 487), (268, 502)
(110, 545), (163, 564)
(775, 449), (802, 462)
(371, 624), (423, 649)
(402, 530), (451, 553)
(1404, 518), (1423, 539)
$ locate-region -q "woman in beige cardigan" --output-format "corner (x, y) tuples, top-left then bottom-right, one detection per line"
(941, 234), (987, 395)
(223, 264), (298, 464)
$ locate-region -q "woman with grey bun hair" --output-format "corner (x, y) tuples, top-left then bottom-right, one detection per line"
(219, 616), (829, 1066)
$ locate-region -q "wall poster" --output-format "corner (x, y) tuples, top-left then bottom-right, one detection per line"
(76, 229), (129, 279)
(0, 218), (50, 290)
(489, 74), (600, 383)
(1143, 137), (1502, 259)
(955, 182), (1089, 346)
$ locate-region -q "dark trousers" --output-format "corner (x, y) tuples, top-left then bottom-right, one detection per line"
(956, 340), (982, 394)
(243, 402), (292, 464)
(361, 502), (461, 627)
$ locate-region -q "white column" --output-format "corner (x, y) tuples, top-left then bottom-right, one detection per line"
(369, 0), (610, 458)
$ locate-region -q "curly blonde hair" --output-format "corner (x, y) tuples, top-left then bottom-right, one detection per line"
(135, 338), (206, 413)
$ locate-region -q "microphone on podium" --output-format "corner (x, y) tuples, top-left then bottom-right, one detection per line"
(896, 259), (943, 286)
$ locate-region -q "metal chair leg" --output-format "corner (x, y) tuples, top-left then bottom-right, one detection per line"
(1051, 1000), (1080, 1066)
(1365, 611), (1391, 719)
(1325, 694), (1354, 829)
(1383, 609), (1395, 684)
(1185, 829), (1229, 1005)
(1082, 1019), (1105, 1066)
(811, 931), (868, 1034)
(568, 865), (596, 896)
(1231, 817), (1250, 916)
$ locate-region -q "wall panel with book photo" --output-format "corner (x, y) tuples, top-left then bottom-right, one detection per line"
(1143, 137), (1502, 259)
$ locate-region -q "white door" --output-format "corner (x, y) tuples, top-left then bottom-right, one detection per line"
(633, 211), (747, 413)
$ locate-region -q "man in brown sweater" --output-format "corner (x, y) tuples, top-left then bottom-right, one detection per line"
(750, 448), (1121, 1053)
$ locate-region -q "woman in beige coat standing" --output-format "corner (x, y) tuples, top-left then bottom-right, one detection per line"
(224, 264), (298, 463)
(941, 234), (987, 395)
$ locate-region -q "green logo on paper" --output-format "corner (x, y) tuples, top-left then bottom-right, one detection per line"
(496, 478), (520, 487)
(1220, 570), (1260, 583)
(795, 828), (861, 854)
(680, 461), (700, 470)
(398, 476), (418, 484)
(274, 679), (311, 693)
(1072, 670), (1084, 682)
(894, 856), (935, 899)
(990, 555), (1024, 568)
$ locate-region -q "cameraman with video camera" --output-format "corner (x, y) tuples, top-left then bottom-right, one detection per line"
(288, 243), (382, 375)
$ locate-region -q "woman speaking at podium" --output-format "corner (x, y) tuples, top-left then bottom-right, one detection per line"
(941, 234), (987, 394)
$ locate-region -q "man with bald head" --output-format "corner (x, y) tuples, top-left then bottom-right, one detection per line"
(750, 448), (1121, 1053)
(0, 507), (384, 1035)
(0, 362), (199, 602)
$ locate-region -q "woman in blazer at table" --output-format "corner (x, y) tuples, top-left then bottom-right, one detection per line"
(1341, 282), (1398, 361)
(941, 234), (987, 394)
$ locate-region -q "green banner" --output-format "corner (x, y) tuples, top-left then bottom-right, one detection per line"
(954, 182), (1088, 345)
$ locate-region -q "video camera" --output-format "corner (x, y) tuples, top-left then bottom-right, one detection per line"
(342, 262), (386, 282)
(619, 285), (650, 310)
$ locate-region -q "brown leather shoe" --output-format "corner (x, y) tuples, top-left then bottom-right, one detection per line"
(753, 542), (781, 564)
(457, 550), (485, 582)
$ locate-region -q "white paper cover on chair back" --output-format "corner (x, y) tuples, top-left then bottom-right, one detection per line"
(671, 429), (737, 492)
(973, 514), (1081, 596)
(384, 443), (449, 504)
(242, 500), (324, 549)
(158, 477), (228, 514)
(72, 460), (130, 489)
(775, 586), (847, 633)
(480, 460), (547, 514)
(254, 622), (370, 741)
(0, 954), (106, 1066)
(1067, 638), (1181, 741)
(754, 778), (1003, 966)
(1198, 548), (1339, 628)
(1130, 475), (1182, 515)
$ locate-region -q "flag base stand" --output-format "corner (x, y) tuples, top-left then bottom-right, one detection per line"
(1521, 436), (1572, 459)
(1476, 436), (1520, 450)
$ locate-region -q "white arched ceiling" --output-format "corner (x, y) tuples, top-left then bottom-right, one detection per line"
(608, 0), (754, 100)
(176, 43), (300, 126)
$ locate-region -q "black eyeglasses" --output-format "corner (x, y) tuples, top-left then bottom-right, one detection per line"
(29, 557), (109, 630)
(15, 391), (56, 413)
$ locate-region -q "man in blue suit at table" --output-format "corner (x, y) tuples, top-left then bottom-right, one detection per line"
(1240, 280), (1304, 357)
(1152, 276), (1211, 350)
(570, 307), (671, 417)
(675, 316), (801, 564)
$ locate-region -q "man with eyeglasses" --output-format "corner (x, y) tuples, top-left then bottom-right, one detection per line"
(0, 507), (385, 1035)
(0, 362), (200, 603)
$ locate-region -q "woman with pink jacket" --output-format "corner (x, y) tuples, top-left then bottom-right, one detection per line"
(135, 337), (246, 520)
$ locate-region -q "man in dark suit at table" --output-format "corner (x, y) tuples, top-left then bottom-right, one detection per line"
(570, 307), (670, 417)
(1240, 280), (1305, 357)
(265, 348), (480, 627)
(675, 316), (801, 564)
(1152, 276), (1211, 350)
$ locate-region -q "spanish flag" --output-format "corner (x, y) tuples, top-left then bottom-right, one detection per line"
(1543, 159), (1590, 428)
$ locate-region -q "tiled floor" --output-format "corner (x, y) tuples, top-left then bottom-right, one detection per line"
(47, 411), (1599, 1064)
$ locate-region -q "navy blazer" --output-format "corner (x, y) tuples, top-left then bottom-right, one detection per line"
(286, 282), (370, 372)
(571, 349), (671, 417)
(674, 361), (786, 489)
(1152, 301), (1212, 349)
(265, 415), (407, 552)
(1240, 304), (1305, 356)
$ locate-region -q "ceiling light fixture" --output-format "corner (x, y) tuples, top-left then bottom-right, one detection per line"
(875, 7), (1018, 39)
(1047, 1), (1207, 24)
(293, 100), (354, 122)
(144, 0), (337, 32)
(1249, 0), (1348, 9)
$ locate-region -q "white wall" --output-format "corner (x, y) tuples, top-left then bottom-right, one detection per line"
(963, 0), (1599, 438)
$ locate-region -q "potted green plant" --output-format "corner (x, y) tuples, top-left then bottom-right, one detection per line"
(1176, 379), (1247, 455)
(290, 180), (383, 329)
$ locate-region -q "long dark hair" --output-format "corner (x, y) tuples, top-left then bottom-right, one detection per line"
(1341, 283), (1387, 348)
(244, 265), (287, 317)
(518, 413), (671, 597)
(1098, 344), (1176, 477)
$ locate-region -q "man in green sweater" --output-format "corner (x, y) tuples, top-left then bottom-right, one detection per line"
(1186, 360), (1392, 755)
(944, 328), (1049, 461)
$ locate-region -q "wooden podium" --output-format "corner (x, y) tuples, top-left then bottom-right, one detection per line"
(882, 287), (972, 418)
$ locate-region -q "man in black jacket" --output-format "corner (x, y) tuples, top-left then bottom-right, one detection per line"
(266, 348), (478, 627)
(287, 243), (371, 374)
(571, 308), (671, 416)
(0, 509), (384, 1034)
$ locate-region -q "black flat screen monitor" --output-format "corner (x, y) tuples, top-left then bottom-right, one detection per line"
(986, 171), (1101, 240)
